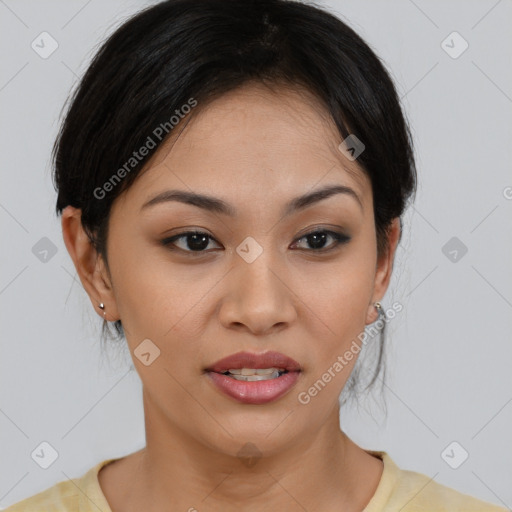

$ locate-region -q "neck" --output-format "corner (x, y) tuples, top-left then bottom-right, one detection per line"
(121, 393), (382, 511)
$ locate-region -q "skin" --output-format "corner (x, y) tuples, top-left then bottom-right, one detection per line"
(62, 82), (400, 512)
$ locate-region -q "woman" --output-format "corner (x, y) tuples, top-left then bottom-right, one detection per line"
(5, 0), (506, 510)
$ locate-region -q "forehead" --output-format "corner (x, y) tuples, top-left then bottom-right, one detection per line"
(119, 82), (371, 211)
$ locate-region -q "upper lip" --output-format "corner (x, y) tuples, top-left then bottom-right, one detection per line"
(206, 351), (302, 373)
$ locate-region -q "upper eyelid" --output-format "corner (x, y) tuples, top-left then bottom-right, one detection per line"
(164, 227), (347, 249)
(167, 227), (344, 240)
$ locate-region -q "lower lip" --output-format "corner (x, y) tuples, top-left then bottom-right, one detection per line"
(206, 371), (300, 405)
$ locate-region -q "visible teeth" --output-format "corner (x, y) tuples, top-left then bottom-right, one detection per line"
(223, 368), (285, 381)
(230, 370), (282, 381)
(228, 367), (283, 376)
(255, 368), (277, 375)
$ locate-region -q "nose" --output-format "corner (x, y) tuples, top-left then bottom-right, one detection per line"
(218, 252), (298, 336)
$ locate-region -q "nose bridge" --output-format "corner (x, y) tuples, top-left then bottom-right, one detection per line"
(220, 237), (296, 332)
(234, 239), (283, 301)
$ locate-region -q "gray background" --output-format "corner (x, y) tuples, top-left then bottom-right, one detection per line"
(1, 0), (511, 509)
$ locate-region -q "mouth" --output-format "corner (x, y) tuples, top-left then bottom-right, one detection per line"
(204, 351), (302, 405)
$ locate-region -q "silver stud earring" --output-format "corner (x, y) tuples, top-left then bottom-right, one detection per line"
(374, 301), (383, 316)
(98, 302), (106, 319)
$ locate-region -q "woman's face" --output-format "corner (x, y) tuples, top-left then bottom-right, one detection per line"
(73, 83), (397, 458)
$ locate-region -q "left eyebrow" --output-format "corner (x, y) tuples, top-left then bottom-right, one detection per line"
(140, 184), (363, 215)
(284, 184), (363, 215)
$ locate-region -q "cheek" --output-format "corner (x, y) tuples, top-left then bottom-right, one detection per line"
(108, 240), (217, 354)
(295, 270), (375, 409)
(302, 239), (377, 368)
(307, 245), (376, 323)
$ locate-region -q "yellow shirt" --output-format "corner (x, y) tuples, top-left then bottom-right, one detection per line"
(4, 451), (507, 511)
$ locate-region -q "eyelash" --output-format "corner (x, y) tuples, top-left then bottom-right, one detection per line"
(160, 228), (350, 254)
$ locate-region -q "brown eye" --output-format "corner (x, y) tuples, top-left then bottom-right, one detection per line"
(292, 230), (350, 251)
(161, 231), (222, 252)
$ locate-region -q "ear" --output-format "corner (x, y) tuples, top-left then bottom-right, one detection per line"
(61, 206), (120, 322)
(365, 217), (401, 325)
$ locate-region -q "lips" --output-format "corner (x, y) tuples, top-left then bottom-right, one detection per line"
(205, 351), (302, 373)
(205, 351), (302, 405)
